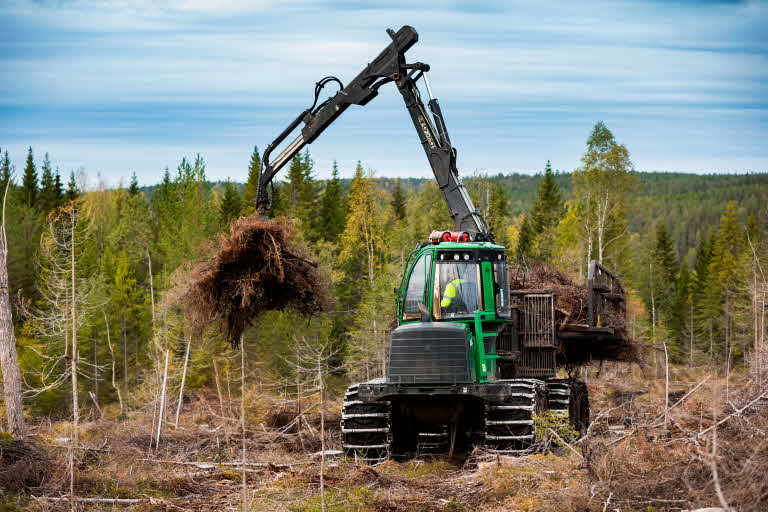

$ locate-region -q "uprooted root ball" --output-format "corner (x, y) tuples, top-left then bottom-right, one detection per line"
(178, 215), (330, 346)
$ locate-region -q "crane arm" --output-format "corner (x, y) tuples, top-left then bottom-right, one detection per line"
(256, 25), (492, 241)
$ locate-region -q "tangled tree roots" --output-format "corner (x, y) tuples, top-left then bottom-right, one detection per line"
(179, 215), (330, 346)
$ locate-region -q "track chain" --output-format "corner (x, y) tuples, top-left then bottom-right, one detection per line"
(341, 384), (391, 464)
(483, 379), (547, 453)
(545, 379), (589, 437)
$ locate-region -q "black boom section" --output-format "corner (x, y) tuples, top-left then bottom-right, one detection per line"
(388, 323), (471, 384)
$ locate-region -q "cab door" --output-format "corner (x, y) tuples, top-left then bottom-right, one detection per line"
(400, 251), (433, 323)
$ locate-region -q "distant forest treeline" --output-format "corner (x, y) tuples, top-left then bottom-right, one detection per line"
(190, 170), (768, 260)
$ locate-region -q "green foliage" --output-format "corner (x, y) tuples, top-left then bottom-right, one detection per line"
(65, 170), (79, 201)
(517, 160), (564, 261)
(0, 149), (13, 191)
(533, 410), (579, 445)
(488, 183), (510, 247)
(339, 162), (384, 283)
(219, 179), (242, 227)
(38, 153), (57, 212)
(128, 172), (140, 196)
(390, 178), (407, 222)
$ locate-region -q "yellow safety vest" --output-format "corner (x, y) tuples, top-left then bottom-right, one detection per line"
(441, 278), (465, 308)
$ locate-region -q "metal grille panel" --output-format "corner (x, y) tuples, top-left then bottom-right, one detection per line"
(521, 294), (555, 348)
(519, 350), (556, 378)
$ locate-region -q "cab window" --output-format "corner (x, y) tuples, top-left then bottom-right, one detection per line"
(436, 260), (481, 319)
(402, 252), (431, 321)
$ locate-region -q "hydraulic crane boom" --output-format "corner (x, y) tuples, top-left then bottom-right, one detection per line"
(256, 25), (492, 241)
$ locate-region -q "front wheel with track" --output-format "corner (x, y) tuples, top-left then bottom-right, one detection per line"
(483, 379), (548, 453)
(341, 384), (391, 464)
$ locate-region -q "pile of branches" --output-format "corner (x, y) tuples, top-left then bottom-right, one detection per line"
(509, 260), (637, 364)
(178, 215), (330, 346)
(509, 261), (590, 326)
(0, 436), (55, 492)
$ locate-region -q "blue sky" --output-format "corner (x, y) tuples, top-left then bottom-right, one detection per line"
(1, 0), (767, 185)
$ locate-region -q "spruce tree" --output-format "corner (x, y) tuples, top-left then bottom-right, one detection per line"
(515, 215), (534, 260)
(53, 168), (64, 206)
(65, 170), (79, 201)
(242, 146), (261, 213)
(390, 179), (407, 221)
(0, 150), (13, 192)
(652, 223), (679, 321)
(128, 172), (140, 196)
(219, 180), (242, 227)
(39, 152), (57, 212)
(318, 161), (346, 242)
(526, 160), (564, 260)
(21, 146), (38, 207)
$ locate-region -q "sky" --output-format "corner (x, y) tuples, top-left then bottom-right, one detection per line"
(1, 0), (767, 185)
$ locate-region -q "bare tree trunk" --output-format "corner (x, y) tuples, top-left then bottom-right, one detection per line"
(154, 349), (170, 450)
(240, 335), (247, 510)
(213, 357), (225, 416)
(103, 311), (123, 413)
(662, 337), (669, 430)
(318, 355), (326, 512)
(174, 334), (192, 428)
(146, 248), (156, 333)
(0, 179), (24, 435)
(122, 316), (128, 392)
(69, 207), (79, 508)
(690, 301), (694, 366)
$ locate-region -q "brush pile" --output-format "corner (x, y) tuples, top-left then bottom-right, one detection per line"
(509, 260), (638, 364)
(178, 215), (330, 346)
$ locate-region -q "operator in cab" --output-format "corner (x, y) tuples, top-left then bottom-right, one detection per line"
(438, 259), (479, 318)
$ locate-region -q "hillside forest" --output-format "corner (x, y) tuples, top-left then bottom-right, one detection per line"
(0, 121), (767, 510)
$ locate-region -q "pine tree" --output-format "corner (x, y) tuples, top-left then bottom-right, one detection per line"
(65, 171), (79, 201)
(0, 150), (13, 192)
(39, 153), (57, 212)
(318, 161), (345, 242)
(390, 179), (407, 221)
(21, 146), (38, 207)
(128, 172), (140, 196)
(219, 180), (242, 227)
(242, 146), (261, 214)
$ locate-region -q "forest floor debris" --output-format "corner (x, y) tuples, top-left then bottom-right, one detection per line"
(174, 215), (331, 346)
(3, 368), (767, 511)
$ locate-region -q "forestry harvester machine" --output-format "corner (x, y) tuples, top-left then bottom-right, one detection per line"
(255, 26), (628, 460)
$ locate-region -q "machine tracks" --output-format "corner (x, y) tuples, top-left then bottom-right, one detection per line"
(483, 379), (547, 453)
(546, 379), (590, 436)
(341, 384), (391, 464)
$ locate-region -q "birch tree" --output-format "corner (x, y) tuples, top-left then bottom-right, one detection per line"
(572, 121), (636, 271)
